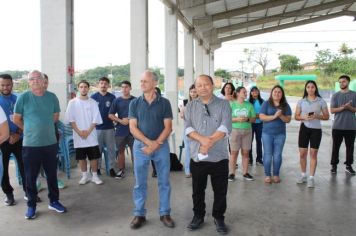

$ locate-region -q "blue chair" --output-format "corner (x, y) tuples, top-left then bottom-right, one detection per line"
(57, 121), (75, 179)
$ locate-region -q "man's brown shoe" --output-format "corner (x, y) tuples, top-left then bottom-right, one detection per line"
(130, 216), (146, 229)
(160, 215), (175, 228)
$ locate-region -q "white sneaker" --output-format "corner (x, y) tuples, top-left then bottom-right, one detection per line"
(91, 175), (103, 185)
(296, 175), (307, 184)
(307, 178), (315, 188)
(79, 175), (91, 185)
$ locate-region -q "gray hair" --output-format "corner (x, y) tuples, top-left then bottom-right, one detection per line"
(28, 70), (44, 80)
(144, 70), (159, 82)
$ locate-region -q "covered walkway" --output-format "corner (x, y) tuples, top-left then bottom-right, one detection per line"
(0, 121), (355, 236)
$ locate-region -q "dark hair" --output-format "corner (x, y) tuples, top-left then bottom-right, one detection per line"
(249, 86), (264, 105)
(339, 74), (350, 82)
(43, 73), (48, 80)
(268, 85), (288, 111)
(120, 80), (131, 87)
(0, 74), (13, 81)
(78, 80), (90, 88)
(303, 80), (321, 98)
(155, 87), (161, 96)
(188, 84), (196, 101)
(221, 82), (235, 96)
(99, 76), (110, 84)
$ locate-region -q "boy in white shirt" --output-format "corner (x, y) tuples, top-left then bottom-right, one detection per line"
(64, 80), (103, 185)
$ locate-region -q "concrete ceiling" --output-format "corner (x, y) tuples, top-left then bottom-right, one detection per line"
(162, 0), (356, 51)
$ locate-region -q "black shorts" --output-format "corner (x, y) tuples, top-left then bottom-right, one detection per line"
(298, 123), (322, 149)
(75, 146), (101, 161)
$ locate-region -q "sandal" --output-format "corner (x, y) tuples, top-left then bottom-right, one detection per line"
(264, 177), (272, 184)
(273, 176), (281, 183)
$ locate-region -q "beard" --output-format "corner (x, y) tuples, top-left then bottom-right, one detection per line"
(340, 85), (348, 90)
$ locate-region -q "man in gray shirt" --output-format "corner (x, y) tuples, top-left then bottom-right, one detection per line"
(184, 74), (232, 235)
(330, 75), (356, 175)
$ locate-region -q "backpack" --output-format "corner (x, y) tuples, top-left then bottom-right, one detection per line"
(170, 153), (183, 171)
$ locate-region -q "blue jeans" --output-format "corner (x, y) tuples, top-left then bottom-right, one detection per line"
(183, 134), (191, 175)
(249, 123), (263, 162)
(133, 140), (171, 216)
(262, 133), (286, 177)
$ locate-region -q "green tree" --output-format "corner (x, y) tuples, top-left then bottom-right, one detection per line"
(177, 68), (184, 77)
(315, 49), (335, 70)
(278, 54), (301, 74)
(339, 43), (354, 58)
(214, 69), (231, 81)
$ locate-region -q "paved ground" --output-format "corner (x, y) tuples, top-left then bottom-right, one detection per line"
(0, 119), (355, 236)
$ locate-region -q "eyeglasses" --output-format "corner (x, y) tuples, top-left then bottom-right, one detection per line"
(204, 104), (210, 117)
(28, 77), (42, 81)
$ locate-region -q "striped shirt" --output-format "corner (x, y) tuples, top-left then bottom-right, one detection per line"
(184, 95), (232, 162)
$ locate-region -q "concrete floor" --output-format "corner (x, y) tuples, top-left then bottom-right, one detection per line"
(0, 120), (355, 236)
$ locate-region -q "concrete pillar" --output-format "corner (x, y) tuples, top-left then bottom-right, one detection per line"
(203, 49), (210, 75)
(184, 28), (194, 98)
(164, 4), (178, 126)
(41, 0), (73, 119)
(130, 0), (148, 96)
(194, 40), (203, 78)
(210, 52), (215, 76)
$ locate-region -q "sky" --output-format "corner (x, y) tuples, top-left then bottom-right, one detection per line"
(0, 0), (355, 73)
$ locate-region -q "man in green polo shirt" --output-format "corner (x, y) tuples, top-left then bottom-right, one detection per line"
(13, 70), (66, 219)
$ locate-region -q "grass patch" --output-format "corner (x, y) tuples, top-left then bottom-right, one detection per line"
(256, 70), (356, 96)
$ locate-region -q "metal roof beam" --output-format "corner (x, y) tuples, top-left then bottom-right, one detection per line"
(217, 0), (356, 34)
(211, 0), (304, 22)
(178, 0), (220, 10)
(219, 11), (347, 42)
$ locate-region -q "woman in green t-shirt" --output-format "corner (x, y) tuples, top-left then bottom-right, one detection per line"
(228, 87), (256, 182)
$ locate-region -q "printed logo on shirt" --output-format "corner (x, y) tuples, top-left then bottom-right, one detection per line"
(233, 108), (248, 117)
(106, 101), (111, 108)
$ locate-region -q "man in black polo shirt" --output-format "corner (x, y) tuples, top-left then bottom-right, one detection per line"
(128, 70), (174, 229)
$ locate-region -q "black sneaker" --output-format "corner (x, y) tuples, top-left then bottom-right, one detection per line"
(109, 168), (116, 178)
(243, 173), (254, 181)
(346, 165), (356, 175)
(115, 169), (125, 179)
(97, 169), (102, 176)
(228, 174), (235, 182)
(187, 216), (204, 231)
(214, 218), (228, 235)
(330, 165), (337, 174)
(4, 194), (15, 206)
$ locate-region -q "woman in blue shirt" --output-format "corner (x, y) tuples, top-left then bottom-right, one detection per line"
(248, 86), (264, 166)
(260, 85), (292, 184)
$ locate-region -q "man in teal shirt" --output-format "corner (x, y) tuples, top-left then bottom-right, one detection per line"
(13, 70), (66, 219)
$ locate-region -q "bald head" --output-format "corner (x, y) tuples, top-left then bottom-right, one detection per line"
(195, 74), (214, 100)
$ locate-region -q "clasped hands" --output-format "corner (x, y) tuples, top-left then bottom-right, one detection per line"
(341, 101), (353, 111)
(78, 130), (91, 139)
(141, 140), (163, 155)
(198, 136), (214, 155)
